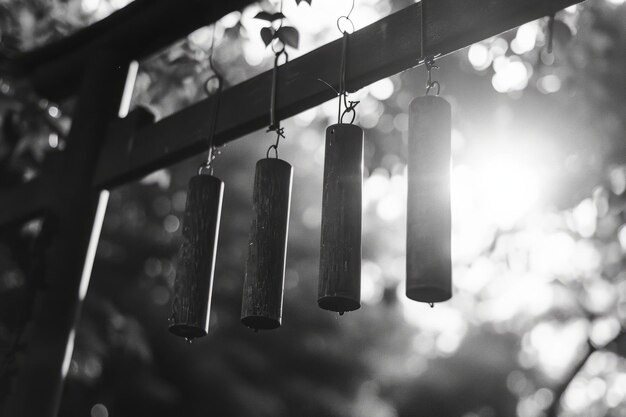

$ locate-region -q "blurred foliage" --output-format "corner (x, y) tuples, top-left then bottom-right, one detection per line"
(0, 0), (626, 417)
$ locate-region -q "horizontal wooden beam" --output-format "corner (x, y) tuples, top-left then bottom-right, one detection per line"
(93, 0), (582, 189)
(0, 0), (584, 227)
(3, 0), (256, 101)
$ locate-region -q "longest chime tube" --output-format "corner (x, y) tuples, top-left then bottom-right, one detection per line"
(406, 96), (452, 303)
(318, 123), (363, 313)
(169, 174), (223, 339)
(241, 158), (293, 330)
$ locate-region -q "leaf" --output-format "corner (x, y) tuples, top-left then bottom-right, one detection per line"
(275, 26), (299, 49)
(260, 27), (274, 46)
(295, 0), (312, 4)
(254, 11), (286, 22)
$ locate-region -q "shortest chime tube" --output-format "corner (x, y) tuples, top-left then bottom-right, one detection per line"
(241, 158), (293, 330)
(318, 123), (363, 313)
(169, 174), (223, 339)
(406, 96), (452, 303)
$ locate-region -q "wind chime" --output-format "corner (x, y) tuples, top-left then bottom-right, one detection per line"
(240, 23), (293, 331)
(405, 0), (452, 306)
(169, 0), (456, 342)
(318, 4), (364, 315)
(169, 37), (224, 341)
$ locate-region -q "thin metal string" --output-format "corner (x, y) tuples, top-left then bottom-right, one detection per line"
(266, 1), (288, 159)
(425, 56), (440, 96)
(199, 25), (223, 175)
(546, 12), (556, 54)
(336, 1), (359, 125)
(420, 0), (440, 96)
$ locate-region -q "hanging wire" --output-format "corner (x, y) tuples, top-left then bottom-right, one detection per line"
(419, 0), (428, 64)
(199, 25), (224, 175)
(266, 50), (288, 158)
(419, 0), (440, 96)
(425, 56), (440, 96)
(546, 12), (556, 55)
(266, 0), (288, 159)
(336, 0), (359, 125)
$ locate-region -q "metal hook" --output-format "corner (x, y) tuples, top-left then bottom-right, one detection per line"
(265, 127), (284, 159)
(271, 41), (287, 56)
(340, 96), (359, 124)
(425, 56), (440, 96)
(336, 16), (355, 35)
(204, 74), (223, 97)
(198, 148), (216, 175)
(336, 0), (356, 34)
(336, 31), (359, 124)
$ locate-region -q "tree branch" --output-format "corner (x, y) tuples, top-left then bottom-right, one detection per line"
(546, 327), (626, 417)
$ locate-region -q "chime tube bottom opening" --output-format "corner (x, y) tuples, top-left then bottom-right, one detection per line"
(168, 324), (207, 339)
(318, 295), (361, 313)
(406, 285), (451, 303)
(241, 316), (281, 330)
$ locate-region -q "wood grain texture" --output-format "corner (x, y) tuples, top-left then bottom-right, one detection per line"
(92, 0), (583, 189)
(406, 96), (451, 303)
(170, 174), (223, 339)
(318, 124), (363, 313)
(241, 159), (293, 330)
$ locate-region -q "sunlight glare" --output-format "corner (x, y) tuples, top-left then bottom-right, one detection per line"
(492, 58), (529, 93)
(362, 261), (384, 304)
(571, 198), (597, 238)
(475, 156), (542, 230)
(468, 43), (491, 70)
(369, 78), (395, 101)
(512, 22), (538, 54)
(526, 320), (588, 380)
(81, 0), (100, 13)
(538, 74), (562, 94)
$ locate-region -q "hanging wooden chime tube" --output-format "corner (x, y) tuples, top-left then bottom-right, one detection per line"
(169, 173), (224, 339)
(170, 66), (224, 340)
(318, 123), (363, 313)
(241, 158), (293, 330)
(406, 95), (452, 304)
(241, 45), (293, 331)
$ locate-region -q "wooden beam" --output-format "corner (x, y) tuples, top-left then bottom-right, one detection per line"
(5, 53), (131, 417)
(0, 0), (585, 227)
(3, 0), (257, 101)
(93, 0), (582, 189)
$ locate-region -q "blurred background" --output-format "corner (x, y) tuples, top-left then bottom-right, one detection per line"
(0, 0), (625, 416)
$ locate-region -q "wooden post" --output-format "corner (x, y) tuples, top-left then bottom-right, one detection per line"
(241, 159), (293, 330)
(318, 124), (363, 313)
(5, 51), (131, 417)
(406, 96), (452, 303)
